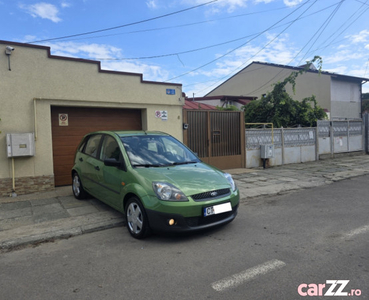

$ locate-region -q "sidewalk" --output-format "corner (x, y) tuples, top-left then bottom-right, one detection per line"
(1, 154), (369, 251)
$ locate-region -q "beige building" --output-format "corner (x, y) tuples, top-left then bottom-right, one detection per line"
(0, 40), (184, 196)
(206, 61), (368, 120)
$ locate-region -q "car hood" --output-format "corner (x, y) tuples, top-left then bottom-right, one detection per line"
(134, 163), (231, 196)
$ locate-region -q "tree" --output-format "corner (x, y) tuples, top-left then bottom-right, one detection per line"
(243, 56), (327, 127)
(216, 104), (240, 111)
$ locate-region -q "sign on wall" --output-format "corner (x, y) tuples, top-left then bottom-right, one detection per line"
(59, 114), (69, 126)
(166, 89), (175, 95)
(155, 110), (168, 121)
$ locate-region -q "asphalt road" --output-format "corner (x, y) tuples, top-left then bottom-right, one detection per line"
(1, 175), (368, 300)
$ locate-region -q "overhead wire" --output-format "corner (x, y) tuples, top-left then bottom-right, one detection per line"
(97, 2), (340, 61)
(28, 0), (219, 44)
(239, 0), (345, 98)
(314, 0), (369, 52)
(50, 5), (290, 43)
(191, 0), (361, 96)
(296, 0), (345, 66)
(248, 0), (369, 97)
(187, 0), (318, 94)
(166, 0), (315, 83)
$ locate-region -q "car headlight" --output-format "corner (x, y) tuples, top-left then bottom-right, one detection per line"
(152, 182), (189, 201)
(224, 173), (237, 192)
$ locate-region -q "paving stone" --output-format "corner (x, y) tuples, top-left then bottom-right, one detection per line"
(0, 216), (34, 231)
(0, 201), (31, 211)
(30, 198), (59, 206)
(32, 203), (65, 215)
(32, 211), (70, 224)
(278, 177), (299, 182)
(67, 205), (100, 217)
(0, 207), (32, 220)
(59, 196), (91, 209)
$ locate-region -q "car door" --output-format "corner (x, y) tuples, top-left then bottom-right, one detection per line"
(98, 134), (126, 209)
(80, 134), (104, 197)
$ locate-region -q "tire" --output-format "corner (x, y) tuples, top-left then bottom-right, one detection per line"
(72, 172), (87, 200)
(125, 197), (150, 239)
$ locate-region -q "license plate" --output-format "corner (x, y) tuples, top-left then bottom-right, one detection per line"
(204, 202), (232, 217)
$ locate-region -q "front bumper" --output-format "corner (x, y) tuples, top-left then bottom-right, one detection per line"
(145, 203), (238, 233)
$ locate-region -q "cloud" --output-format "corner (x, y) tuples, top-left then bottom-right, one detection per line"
(46, 42), (121, 59)
(182, 0), (249, 13)
(43, 41), (169, 82)
(61, 2), (71, 8)
(347, 30), (369, 44)
(19, 2), (62, 23)
(103, 61), (170, 81)
(283, 0), (303, 7)
(254, 0), (275, 4)
(146, 0), (158, 9)
(201, 33), (297, 77)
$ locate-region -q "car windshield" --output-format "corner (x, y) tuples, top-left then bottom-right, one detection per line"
(121, 135), (200, 167)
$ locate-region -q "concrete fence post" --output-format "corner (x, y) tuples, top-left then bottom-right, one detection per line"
(347, 120), (350, 152)
(315, 126), (319, 161)
(330, 122), (334, 158)
(365, 113), (369, 154)
(281, 127), (285, 165)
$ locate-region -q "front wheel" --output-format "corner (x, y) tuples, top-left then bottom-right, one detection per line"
(125, 197), (150, 239)
(72, 172), (87, 200)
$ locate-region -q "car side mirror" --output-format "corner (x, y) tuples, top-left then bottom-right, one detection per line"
(104, 158), (126, 171)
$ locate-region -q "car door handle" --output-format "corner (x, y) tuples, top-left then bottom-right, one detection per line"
(94, 166), (100, 171)
(79, 157), (83, 162)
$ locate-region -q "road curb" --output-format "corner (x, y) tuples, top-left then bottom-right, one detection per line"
(0, 212), (125, 252)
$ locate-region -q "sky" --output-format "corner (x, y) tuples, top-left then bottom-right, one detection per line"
(1, 0), (369, 97)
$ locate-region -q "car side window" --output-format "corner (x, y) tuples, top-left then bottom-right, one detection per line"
(83, 135), (102, 158)
(78, 137), (88, 152)
(100, 136), (121, 161)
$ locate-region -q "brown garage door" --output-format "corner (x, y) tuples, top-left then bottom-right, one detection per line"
(51, 106), (142, 186)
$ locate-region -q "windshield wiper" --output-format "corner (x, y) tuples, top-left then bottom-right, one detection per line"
(170, 161), (198, 166)
(133, 164), (162, 168)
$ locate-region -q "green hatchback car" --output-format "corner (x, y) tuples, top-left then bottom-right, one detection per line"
(72, 131), (239, 239)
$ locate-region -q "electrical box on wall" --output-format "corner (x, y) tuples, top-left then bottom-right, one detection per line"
(6, 133), (35, 157)
(260, 144), (274, 159)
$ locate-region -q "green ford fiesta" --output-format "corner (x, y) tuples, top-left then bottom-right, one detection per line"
(72, 131), (239, 239)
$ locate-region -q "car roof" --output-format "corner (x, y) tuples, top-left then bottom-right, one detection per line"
(86, 131), (171, 138)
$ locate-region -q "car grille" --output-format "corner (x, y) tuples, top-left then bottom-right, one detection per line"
(190, 188), (231, 201)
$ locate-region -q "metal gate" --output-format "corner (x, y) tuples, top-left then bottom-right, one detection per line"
(183, 110), (245, 169)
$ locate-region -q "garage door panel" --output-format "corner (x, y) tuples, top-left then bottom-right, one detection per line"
(52, 148), (78, 158)
(55, 174), (73, 186)
(53, 118), (140, 128)
(51, 106), (142, 186)
(52, 137), (83, 147)
(53, 161), (74, 172)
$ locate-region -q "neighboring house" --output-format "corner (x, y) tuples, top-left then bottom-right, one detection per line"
(0, 40), (184, 196)
(206, 61), (369, 120)
(189, 95), (256, 110)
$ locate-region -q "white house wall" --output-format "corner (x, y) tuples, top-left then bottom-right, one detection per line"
(330, 79), (361, 119)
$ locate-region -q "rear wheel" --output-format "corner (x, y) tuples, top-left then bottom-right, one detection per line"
(72, 172), (87, 200)
(125, 197), (150, 239)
